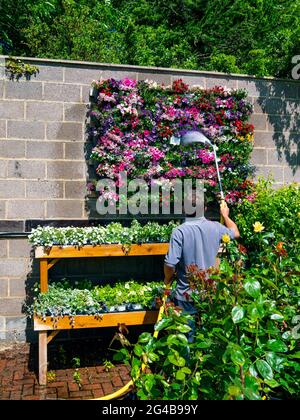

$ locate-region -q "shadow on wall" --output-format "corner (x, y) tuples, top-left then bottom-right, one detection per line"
(23, 252), (38, 344)
(255, 80), (299, 175)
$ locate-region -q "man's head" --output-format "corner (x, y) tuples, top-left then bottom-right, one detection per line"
(183, 189), (207, 218)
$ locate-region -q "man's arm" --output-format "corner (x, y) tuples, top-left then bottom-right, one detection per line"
(220, 202), (240, 239)
(164, 229), (183, 287)
(164, 264), (175, 287)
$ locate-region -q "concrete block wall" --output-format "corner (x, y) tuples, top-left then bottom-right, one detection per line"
(0, 238), (32, 340)
(0, 56), (299, 341)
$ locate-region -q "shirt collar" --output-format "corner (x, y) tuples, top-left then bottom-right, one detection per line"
(184, 216), (206, 223)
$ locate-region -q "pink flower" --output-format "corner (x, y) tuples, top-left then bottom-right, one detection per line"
(149, 147), (165, 162)
(87, 182), (95, 192)
(165, 167), (186, 178)
(99, 190), (119, 203)
(123, 150), (135, 161)
(161, 106), (177, 121)
(197, 149), (215, 164)
(119, 78), (137, 90)
(245, 193), (257, 203)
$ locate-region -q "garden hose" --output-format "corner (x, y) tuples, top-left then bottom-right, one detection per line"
(91, 291), (169, 400)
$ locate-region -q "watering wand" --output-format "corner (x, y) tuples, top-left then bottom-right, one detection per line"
(178, 130), (226, 223)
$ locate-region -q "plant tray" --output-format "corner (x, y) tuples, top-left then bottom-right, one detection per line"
(33, 311), (159, 331)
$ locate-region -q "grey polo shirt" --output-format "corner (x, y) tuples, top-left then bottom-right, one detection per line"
(164, 217), (235, 302)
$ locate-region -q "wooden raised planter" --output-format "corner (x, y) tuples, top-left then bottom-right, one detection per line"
(34, 242), (169, 385)
(34, 311), (159, 331)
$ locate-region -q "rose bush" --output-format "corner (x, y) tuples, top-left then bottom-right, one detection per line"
(113, 181), (300, 400)
(233, 180), (300, 258)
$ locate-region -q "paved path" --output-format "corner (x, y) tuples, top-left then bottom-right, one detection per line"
(0, 343), (131, 400)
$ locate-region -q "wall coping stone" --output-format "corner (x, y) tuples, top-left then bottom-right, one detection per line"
(1, 55), (299, 84)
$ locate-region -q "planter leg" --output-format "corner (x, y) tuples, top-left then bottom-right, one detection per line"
(39, 331), (48, 385)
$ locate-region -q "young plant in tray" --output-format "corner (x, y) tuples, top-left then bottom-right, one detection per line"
(28, 220), (178, 247)
(27, 279), (164, 319)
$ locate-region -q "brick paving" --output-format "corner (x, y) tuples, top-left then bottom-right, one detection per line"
(0, 343), (131, 400)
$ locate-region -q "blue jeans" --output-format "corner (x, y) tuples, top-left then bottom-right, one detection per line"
(173, 297), (197, 343)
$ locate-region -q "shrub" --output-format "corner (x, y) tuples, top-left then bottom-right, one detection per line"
(233, 180), (300, 253)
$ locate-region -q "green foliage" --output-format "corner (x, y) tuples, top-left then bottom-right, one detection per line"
(46, 370), (56, 382)
(113, 307), (202, 400)
(103, 359), (115, 372)
(233, 180), (300, 254)
(2, 0), (299, 77)
(28, 220), (178, 247)
(73, 369), (82, 388)
(5, 57), (39, 80)
(121, 249), (299, 400)
(118, 185), (300, 399)
(27, 279), (164, 318)
(71, 357), (81, 368)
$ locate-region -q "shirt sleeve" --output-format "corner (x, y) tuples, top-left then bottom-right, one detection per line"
(164, 229), (183, 268)
(216, 222), (235, 240)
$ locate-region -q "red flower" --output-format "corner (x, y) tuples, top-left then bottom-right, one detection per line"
(157, 123), (173, 138)
(234, 120), (243, 131)
(234, 120), (254, 135)
(274, 242), (288, 257)
(208, 86), (226, 95)
(238, 244), (248, 255)
(172, 79), (189, 94)
(215, 111), (225, 126)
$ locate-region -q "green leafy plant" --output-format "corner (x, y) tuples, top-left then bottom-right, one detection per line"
(73, 369), (82, 389)
(71, 357), (81, 369)
(233, 180), (300, 256)
(47, 370), (56, 382)
(5, 57), (39, 80)
(191, 255), (299, 399)
(28, 220), (178, 247)
(57, 345), (67, 366)
(113, 306), (202, 400)
(3, 0), (298, 78)
(26, 279), (165, 318)
(116, 183), (300, 400)
(103, 359), (115, 372)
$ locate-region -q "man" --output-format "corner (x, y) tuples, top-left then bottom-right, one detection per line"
(164, 201), (240, 342)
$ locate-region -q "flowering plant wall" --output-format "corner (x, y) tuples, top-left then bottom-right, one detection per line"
(88, 78), (255, 206)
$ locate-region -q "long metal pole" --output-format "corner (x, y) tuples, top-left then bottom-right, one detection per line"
(212, 145), (224, 201)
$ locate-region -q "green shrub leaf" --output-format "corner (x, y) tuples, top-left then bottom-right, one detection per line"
(256, 360), (273, 380)
(232, 306), (245, 323)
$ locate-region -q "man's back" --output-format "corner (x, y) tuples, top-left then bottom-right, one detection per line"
(164, 217), (234, 301)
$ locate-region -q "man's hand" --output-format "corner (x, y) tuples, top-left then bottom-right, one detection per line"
(220, 201), (240, 239)
(164, 264), (175, 287)
(220, 201), (230, 219)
